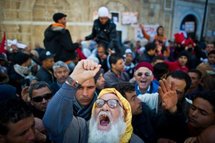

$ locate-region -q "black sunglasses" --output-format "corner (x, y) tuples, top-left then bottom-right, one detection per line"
(31, 93), (52, 102)
(137, 72), (152, 77)
(95, 99), (122, 109)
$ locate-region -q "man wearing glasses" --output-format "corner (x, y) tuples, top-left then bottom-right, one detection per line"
(29, 81), (52, 119)
(43, 59), (144, 143)
(134, 62), (159, 96)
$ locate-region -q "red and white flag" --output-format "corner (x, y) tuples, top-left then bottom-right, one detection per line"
(0, 32), (6, 54)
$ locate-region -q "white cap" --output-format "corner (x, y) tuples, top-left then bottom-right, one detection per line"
(125, 49), (133, 54)
(98, 7), (109, 17)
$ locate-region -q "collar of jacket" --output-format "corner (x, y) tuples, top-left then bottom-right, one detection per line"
(51, 23), (66, 29)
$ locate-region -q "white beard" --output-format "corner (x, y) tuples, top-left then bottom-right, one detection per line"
(88, 112), (126, 143)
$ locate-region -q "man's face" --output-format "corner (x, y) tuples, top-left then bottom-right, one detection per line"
(31, 86), (52, 111)
(125, 91), (142, 115)
(96, 73), (105, 90)
(125, 53), (133, 64)
(75, 78), (96, 106)
(58, 17), (67, 26)
(99, 17), (109, 25)
(178, 56), (188, 66)
(208, 53), (215, 65)
(3, 116), (35, 143)
(89, 93), (126, 142)
(134, 67), (153, 92)
(188, 97), (215, 129)
(97, 47), (106, 59)
(93, 93), (124, 131)
(166, 76), (186, 101)
(43, 58), (54, 70)
(188, 72), (201, 89)
(112, 59), (125, 73)
(54, 67), (69, 83)
(206, 44), (214, 53)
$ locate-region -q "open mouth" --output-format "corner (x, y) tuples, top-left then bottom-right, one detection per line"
(139, 80), (147, 86)
(98, 114), (111, 131)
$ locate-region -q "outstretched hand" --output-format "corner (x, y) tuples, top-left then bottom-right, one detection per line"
(158, 79), (178, 113)
(69, 59), (101, 84)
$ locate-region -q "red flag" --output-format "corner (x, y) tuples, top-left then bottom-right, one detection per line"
(0, 32), (6, 54)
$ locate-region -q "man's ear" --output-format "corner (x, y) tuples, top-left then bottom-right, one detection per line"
(0, 134), (6, 143)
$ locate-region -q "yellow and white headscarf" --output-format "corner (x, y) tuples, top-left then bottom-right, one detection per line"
(91, 88), (133, 143)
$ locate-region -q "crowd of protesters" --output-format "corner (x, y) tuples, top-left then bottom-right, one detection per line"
(0, 6), (215, 143)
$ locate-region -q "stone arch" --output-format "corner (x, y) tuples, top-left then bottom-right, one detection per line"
(179, 11), (201, 39)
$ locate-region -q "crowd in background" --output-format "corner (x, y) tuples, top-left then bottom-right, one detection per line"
(0, 6), (215, 143)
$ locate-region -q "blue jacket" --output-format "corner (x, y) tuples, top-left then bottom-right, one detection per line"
(135, 80), (159, 96)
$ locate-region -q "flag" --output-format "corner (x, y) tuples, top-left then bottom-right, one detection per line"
(0, 32), (6, 54)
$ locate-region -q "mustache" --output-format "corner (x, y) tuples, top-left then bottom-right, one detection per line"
(96, 111), (112, 120)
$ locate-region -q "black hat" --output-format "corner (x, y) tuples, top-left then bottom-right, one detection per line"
(39, 50), (55, 62)
(0, 84), (17, 101)
(14, 52), (31, 65)
(53, 12), (67, 22)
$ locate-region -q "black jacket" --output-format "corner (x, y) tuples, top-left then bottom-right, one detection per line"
(36, 67), (55, 85)
(85, 19), (121, 54)
(43, 25), (77, 62)
(132, 102), (157, 143)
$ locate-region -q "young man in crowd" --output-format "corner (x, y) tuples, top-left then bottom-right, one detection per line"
(104, 53), (130, 87)
(186, 69), (204, 100)
(44, 12), (78, 63)
(29, 81), (53, 119)
(85, 7), (121, 55)
(0, 98), (47, 143)
(36, 50), (55, 85)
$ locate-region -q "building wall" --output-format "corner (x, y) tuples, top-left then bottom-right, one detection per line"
(0, 0), (214, 48)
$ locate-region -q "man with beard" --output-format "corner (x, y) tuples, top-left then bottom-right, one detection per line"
(43, 59), (144, 143)
(50, 61), (70, 94)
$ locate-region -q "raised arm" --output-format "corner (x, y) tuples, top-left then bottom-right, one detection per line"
(43, 59), (101, 143)
(140, 24), (151, 41)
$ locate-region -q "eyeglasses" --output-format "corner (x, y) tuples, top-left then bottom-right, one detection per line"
(137, 72), (152, 77)
(31, 93), (52, 102)
(95, 99), (122, 109)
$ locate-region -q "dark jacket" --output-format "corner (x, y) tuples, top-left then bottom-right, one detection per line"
(36, 67), (55, 85)
(155, 104), (189, 143)
(43, 84), (144, 143)
(132, 102), (157, 143)
(85, 19), (121, 54)
(104, 70), (130, 88)
(8, 66), (30, 95)
(43, 24), (77, 62)
(138, 51), (155, 63)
